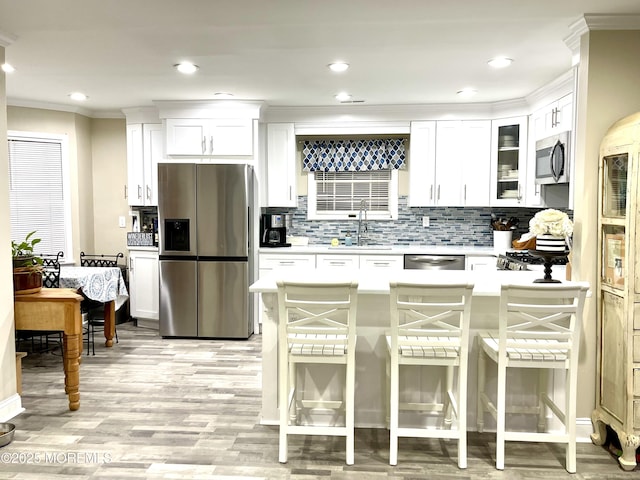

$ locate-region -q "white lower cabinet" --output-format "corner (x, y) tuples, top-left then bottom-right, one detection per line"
(465, 255), (497, 271)
(360, 255), (404, 270)
(316, 254), (359, 269)
(129, 249), (159, 328)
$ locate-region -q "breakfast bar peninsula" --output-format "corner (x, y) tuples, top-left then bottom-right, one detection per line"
(250, 269), (587, 431)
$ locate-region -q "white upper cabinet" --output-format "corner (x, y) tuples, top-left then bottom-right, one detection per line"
(265, 123), (297, 207)
(408, 121), (437, 207)
(410, 120), (490, 207)
(126, 123), (162, 206)
(489, 117), (528, 206)
(164, 118), (253, 156)
(435, 120), (491, 206)
(532, 93), (573, 140)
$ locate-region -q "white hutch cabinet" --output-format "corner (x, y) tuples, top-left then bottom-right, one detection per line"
(591, 112), (640, 470)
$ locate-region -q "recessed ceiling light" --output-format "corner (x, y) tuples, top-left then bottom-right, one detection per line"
(456, 88), (477, 98)
(214, 92), (234, 99)
(2, 63), (15, 73)
(69, 92), (88, 101)
(335, 92), (352, 102)
(488, 57), (513, 69)
(328, 62), (349, 73)
(174, 62), (199, 74)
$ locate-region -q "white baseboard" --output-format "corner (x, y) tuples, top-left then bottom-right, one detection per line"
(0, 394), (24, 423)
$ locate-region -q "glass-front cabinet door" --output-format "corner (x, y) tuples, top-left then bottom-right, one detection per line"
(600, 152), (628, 290)
(490, 117), (527, 206)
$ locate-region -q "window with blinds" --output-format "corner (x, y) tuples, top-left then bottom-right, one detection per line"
(8, 133), (70, 257)
(307, 169), (398, 220)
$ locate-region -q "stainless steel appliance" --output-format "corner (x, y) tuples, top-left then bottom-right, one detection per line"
(158, 163), (253, 339)
(535, 131), (570, 185)
(496, 250), (568, 271)
(404, 254), (465, 270)
(259, 213), (291, 247)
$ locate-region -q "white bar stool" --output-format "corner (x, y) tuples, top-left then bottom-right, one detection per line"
(476, 282), (588, 473)
(387, 279), (474, 468)
(276, 278), (358, 465)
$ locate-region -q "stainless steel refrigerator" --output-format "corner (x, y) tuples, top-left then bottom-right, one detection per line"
(158, 163), (253, 339)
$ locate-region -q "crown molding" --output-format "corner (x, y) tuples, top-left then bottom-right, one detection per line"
(7, 97), (124, 118)
(526, 69), (575, 111)
(565, 14), (640, 60)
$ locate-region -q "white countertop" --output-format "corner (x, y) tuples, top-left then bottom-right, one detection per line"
(250, 269), (571, 296)
(258, 245), (498, 256)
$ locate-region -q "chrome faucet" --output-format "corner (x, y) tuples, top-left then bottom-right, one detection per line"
(357, 199), (368, 246)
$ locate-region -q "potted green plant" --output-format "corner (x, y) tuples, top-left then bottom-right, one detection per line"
(11, 230), (44, 295)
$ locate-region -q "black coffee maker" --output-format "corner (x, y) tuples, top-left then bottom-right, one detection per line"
(260, 214), (291, 247)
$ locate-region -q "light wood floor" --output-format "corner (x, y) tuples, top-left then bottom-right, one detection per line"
(3, 322), (633, 479)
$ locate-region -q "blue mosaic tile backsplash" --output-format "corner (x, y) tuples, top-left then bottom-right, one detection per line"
(265, 196), (572, 247)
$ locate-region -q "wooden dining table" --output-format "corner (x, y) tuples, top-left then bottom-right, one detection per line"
(14, 288), (83, 410)
(59, 266), (129, 347)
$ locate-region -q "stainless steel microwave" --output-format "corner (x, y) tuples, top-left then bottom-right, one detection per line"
(535, 131), (570, 185)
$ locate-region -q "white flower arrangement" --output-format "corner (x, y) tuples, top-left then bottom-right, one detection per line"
(529, 209), (574, 238)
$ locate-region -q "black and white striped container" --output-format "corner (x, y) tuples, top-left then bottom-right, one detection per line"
(535, 234), (566, 252)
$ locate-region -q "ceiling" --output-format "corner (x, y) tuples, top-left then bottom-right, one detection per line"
(1, 0), (640, 118)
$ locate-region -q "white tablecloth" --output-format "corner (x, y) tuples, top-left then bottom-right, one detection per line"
(60, 266), (129, 309)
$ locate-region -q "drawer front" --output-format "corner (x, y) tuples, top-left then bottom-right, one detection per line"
(259, 254), (316, 270)
(635, 335), (640, 363)
(316, 254), (359, 269)
(359, 255), (403, 270)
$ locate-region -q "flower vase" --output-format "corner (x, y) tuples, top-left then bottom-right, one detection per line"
(535, 234), (567, 252)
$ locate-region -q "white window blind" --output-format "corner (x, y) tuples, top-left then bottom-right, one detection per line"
(8, 135), (68, 256)
(315, 170), (391, 212)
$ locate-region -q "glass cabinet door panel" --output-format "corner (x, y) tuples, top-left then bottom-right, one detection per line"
(602, 153), (628, 218)
(496, 124), (520, 201)
(602, 224), (626, 289)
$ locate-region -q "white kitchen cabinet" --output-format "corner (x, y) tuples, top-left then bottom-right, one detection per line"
(257, 253), (316, 330)
(435, 120), (491, 206)
(359, 254), (403, 270)
(266, 123), (297, 207)
(126, 123), (162, 207)
(465, 255), (497, 271)
(128, 249), (159, 328)
(489, 117), (528, 206)
(164, 118), (253, 156)
(408, 121), (437, 207)
(316, 254), (359, 269)
(532, 93), (573, 141)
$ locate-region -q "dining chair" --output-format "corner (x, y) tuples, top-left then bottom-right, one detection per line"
(387, 279), (474, 468)
(80, 252), (125, 352)
(476, 282), (588, 473)
(15, 251), (65, 354)
(276, 278), (358, 465)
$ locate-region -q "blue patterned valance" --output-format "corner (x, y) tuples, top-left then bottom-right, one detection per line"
(302, 139), (406, 172)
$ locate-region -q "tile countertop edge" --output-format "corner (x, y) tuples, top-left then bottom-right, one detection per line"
(258, 245), (498, 256)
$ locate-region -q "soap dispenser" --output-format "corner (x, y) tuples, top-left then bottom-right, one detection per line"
(345, 231), (352, 246)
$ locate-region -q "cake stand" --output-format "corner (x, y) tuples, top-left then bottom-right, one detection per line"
(528, 250), (570, 283)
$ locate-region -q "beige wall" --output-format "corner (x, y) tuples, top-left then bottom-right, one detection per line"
(90, 118), (128, 257)
(7, 110), (129, 261)
(7, 107), (95, 263)
(573, 30), (640, 419)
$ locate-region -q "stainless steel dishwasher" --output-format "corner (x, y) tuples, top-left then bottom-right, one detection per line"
(404, 254), (466, 270)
